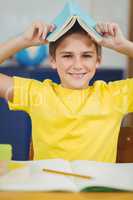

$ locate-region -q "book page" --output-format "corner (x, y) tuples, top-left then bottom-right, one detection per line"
(77, 17), (102, 43)
(48, 16), (76, 41)
(0, 159), (77, 192)
(53, 16), (77, 40)
(71, 160), (133, 191)
(46, 2), (72, 41)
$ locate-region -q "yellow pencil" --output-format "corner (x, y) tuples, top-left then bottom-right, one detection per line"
(43, 168), (92, 180)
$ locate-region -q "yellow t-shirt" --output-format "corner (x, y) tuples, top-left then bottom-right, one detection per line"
(8, 77), (133, 162)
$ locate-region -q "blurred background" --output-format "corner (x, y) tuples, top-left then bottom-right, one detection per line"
(0, 0), (133, 160)
(0, 0), (130, 69)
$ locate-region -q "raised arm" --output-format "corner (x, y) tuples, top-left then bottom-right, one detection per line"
(0, 21), (55, 101)
(96, 22), (133, 58)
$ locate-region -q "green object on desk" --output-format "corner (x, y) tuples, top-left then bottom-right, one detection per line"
(0, 144), (12, 160)
(81, 186), (126, 192)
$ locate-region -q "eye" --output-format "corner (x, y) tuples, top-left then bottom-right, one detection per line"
(62, 55), (72, 58)
(83, 54), (92, 58)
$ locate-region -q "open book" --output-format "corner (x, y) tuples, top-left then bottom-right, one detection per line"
(0, 159), (133, 192)
(46, 1), (102, 43)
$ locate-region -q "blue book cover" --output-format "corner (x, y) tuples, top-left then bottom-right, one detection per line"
(46, 0), (102, 42)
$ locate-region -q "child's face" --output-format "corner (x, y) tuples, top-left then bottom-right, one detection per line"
(50, 33), (101, 89)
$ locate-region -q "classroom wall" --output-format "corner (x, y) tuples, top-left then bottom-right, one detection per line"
(0, 0), (130, 69)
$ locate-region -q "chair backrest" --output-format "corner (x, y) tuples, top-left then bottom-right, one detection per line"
(29, 141), (34, 160)
(0, 98), (31, 160)
(116, 127), (133, 163)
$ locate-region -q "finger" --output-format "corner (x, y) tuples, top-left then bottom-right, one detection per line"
(42, 25), (50, 39)
(111, 23), (120, 35)
(106, 23), (114, 36)
(26, 26), (35, 39)
(109, 23), (119, 36)
(49, 24), (56, 32)
(42, 24), (54, 39)
(38, 24), (44, 37)
(95, 24), (102, 34)
(35, 23), (48, 40)
(96, 23), (107, 35)
(33, 22), (44, 38)
(103, 23), (109, 34)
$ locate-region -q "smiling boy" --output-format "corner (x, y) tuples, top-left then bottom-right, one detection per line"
(0, 21), (133, 162)
(49, 22), (101, 89)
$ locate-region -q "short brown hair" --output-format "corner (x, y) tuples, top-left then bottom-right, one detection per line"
(49, 22), (101, 58)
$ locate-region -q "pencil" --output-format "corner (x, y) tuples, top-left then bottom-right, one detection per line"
(43, 168), (92, 180)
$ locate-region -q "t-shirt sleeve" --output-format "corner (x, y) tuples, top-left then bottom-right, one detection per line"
(8, 76), (34, 113)
(108, 78), (133, 114)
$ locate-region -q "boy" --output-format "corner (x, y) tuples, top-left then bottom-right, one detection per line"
(0, 21), (133, 162)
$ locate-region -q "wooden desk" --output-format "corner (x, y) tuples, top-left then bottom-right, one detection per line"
(0, 192), (133, 200)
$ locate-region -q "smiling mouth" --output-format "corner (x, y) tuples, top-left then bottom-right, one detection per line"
(68, 73), (87, 79)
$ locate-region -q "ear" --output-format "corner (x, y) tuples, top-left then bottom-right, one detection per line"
(96, 56), (102, 69)
(49, 55), (57, 69)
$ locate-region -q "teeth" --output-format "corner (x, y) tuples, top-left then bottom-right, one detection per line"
(69, 73), (85, 79)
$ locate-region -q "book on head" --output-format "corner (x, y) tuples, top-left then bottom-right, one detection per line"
(46, 1), (103, 43)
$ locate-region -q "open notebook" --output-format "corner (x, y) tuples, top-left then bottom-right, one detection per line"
(0, 159), (133, 192)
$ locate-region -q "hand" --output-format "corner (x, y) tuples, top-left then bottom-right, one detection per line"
(22, 21), (55, 47)
(96, 22), (127, 51)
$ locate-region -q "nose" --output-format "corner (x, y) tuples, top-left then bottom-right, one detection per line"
(72, 57), (83, 70)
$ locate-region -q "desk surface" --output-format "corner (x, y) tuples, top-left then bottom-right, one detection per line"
(0, 192), (133, 200)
